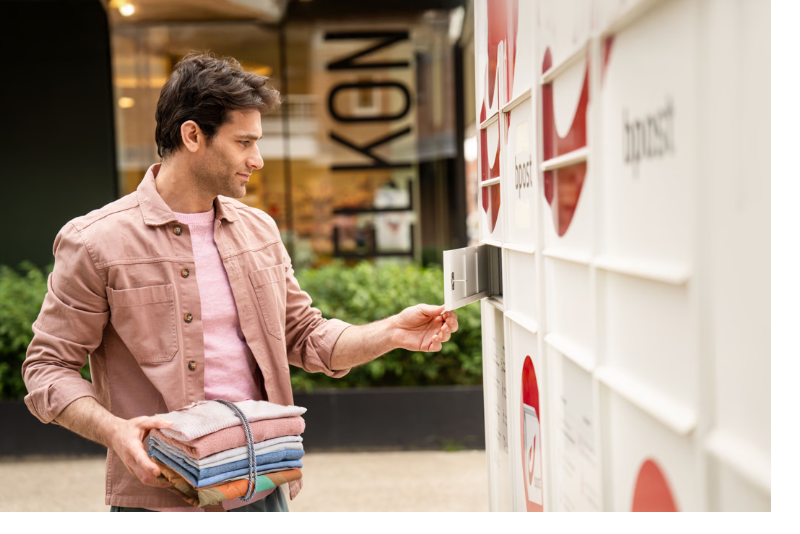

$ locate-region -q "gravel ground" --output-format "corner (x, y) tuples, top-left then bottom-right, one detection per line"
(0, 450), (488, 512)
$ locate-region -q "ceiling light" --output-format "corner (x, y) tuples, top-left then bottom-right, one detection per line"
(119, 3), (135, 17)
(118, 97), (135, 109)
(251, 66), (273, 77)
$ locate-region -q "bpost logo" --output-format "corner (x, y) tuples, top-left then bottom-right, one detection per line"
(515, 155), (532, 198)
(623, 99), (675, 178)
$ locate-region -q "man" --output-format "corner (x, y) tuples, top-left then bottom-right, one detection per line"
(22, 52), (458, 512)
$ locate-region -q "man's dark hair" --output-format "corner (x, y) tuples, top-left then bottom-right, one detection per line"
(155, 51), (280, 159)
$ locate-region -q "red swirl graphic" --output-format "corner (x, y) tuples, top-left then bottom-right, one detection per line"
(479, 0), (518, 233)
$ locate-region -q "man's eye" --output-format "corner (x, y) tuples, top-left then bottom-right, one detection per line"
(240, 141), (250, 146)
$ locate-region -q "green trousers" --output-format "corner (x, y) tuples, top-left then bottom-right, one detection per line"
(110, 486), (288, 512)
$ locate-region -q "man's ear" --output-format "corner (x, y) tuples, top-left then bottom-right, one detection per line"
(180, 120), (203, 153)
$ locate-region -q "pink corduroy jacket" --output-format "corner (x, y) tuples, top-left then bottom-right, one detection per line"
(22, 164), (351, 509)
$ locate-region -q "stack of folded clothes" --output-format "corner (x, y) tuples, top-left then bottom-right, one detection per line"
(148, 399), (307, 508)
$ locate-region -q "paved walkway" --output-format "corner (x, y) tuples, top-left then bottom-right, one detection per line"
(0, 450), (488, 512)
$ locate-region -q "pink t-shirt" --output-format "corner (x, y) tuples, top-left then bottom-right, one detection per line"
(175, 208), (263, 403)
(152, 208), (273, 512)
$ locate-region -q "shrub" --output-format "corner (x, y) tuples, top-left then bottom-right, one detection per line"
(0, 264), (42, 398)
(0, 261), (482, 399)
(0, 263), (92, 400)
(291, 261), (482, 391)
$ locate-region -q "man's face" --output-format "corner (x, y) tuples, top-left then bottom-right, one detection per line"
(191, 109), (264, 199)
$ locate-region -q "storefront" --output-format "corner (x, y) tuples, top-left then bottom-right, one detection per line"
(107, 0), (469, 268)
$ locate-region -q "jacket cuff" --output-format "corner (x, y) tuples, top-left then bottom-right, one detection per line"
(310, 318), (352, 377)
(24, 379), (97, 424)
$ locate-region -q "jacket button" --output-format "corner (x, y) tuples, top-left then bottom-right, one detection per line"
(173, 226), (182, 236)
(188, 361), (197, 371)
(184, 313), (193, 323)
(181, 268), (190, 278)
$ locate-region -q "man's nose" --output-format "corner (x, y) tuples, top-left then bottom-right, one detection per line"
(247, 149), (264, 171)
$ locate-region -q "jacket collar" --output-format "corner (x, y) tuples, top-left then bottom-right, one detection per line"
(136, 163), (239, 227)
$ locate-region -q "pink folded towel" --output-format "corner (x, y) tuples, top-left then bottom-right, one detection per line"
(150, 416), (306, 460)
(157, 400), (306, 442)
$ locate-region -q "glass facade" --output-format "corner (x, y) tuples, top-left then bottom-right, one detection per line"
(110, 9), (469, 268)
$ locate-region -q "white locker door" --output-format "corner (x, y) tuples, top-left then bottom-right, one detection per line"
(442, 245), (495, 311)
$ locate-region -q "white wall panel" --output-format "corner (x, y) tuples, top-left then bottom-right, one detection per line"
(507, 320), (545, 512)
(481, 301), (512, 511)
(599, 0), (698, 268)
(600, 271), (695, 409)
(549, 351), (601, 511)
(605, 391), (697, 511)
(506, 249), (538, 324)
(504, 98), (537, 248)
(466, 0), (769, 512)
(545, 259), (593, 360)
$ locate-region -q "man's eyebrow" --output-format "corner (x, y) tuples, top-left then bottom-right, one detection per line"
(237, 134), (263, 140)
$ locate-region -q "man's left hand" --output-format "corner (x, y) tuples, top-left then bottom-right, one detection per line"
(392, 304), (459, 352)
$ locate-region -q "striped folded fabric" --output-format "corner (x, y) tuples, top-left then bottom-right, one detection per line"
(155, 459), (303, 507)
(156, 399), (306, 442)
(150, 416), (306, 459)
(148, 399), (307, 507)
(151, 435), (303, 469)
(149, 443), (304, 487)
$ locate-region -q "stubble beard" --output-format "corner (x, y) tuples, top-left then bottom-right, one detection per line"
(194, 146), (245, 199)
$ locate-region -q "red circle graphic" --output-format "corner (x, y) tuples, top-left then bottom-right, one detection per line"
(520, 355), (543, 512)
(631, 459), (678, 512)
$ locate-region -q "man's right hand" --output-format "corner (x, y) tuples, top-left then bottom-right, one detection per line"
(55, 397), (174, 488)
(109, 415), (174, 488)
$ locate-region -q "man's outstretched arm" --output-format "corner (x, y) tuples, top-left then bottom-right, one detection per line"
(330, 304), (459, 371)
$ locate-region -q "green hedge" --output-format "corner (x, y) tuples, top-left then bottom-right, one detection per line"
(1, 264), (58, 399)
(0, 263), (49, 399)
(292, 261), (482, 391)
(0, 261), (482, 399)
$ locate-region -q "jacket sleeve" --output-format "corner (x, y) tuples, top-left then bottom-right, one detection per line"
(22, 222), (109, 424)
(279, 241), (352, 378)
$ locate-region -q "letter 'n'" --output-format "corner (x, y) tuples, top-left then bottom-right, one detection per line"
(325, 31), (410, 70)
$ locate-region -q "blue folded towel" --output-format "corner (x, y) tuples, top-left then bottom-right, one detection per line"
(150, 440), (304, 479)
(149, 445), (303, 488)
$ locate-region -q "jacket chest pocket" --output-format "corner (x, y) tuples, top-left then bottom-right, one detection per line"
(249, 264), (286, 340)
(106, 284), (178, 364)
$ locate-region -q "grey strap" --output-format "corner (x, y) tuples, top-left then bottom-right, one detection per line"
(214, 399), (257, 502)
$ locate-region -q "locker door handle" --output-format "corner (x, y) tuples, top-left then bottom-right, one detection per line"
(451, 272), (467, 290)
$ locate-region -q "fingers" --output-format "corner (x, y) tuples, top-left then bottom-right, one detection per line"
(416, 303), (446, 317)
(438, 322), (452, 343)
(425, 314), (455, 350)
(130, 444), (172, 488)
(436, 311), (455, 338)
(113, 417), (173, 488)
(442, 311), (459, 332)
(137, 416), (173, 430)
(427, 335), (443, 352)
(122, 445), (170, 488)
(135, 417), (173, 443)
(428, 326), (446, 351)
(132, 440), (161, 477)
